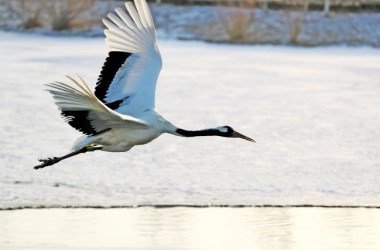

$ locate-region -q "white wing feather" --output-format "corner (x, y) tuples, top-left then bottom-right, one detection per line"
(47, 76), (148, 132)
(101, 0), (162, 116)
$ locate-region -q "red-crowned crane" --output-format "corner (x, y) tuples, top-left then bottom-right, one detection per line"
(35, 0), (254, 169)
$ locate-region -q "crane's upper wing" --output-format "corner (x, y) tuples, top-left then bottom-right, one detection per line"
(95, 0), (162, 116)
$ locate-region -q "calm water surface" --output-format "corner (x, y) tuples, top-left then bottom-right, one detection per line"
(0, 207), (379, 250)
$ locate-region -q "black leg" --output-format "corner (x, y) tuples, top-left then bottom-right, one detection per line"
(34, 145), (102, 170)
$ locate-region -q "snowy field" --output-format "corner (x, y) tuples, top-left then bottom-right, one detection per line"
(0, 31), (380, 209)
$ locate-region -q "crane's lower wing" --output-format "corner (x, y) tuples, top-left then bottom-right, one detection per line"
(47, 76), (148, 136)
(95, 0), (162, 116)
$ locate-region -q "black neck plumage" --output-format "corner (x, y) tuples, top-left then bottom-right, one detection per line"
(176, 128), (222, 137)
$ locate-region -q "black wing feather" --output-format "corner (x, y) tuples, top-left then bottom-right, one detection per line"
(94, 51), (131, 107)
(61, 111), (97, 136)
(59, 52), (132, 136)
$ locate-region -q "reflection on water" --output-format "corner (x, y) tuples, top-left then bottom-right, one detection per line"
(0, 207), (379, 250)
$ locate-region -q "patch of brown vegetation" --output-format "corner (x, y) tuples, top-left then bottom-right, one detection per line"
(219, 1), (255, 42)
(2, 0), (98, 31)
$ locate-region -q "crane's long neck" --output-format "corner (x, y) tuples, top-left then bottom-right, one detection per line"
(166, 123), (255, 142)
(168, 124), (255, 142)
(175, 128), (223, 137)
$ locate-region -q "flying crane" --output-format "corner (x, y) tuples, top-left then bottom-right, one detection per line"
(34, 0), (254, 170)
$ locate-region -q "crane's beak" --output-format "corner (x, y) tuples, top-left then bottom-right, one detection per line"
(232, 131), (256, 143)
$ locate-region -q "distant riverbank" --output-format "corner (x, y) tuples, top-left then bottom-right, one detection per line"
(1, 2), (380, 46)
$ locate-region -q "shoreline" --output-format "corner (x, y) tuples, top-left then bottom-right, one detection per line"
(2, 204), (380, 210)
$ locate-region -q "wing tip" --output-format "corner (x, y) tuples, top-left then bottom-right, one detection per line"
(103, 0), (157, 54)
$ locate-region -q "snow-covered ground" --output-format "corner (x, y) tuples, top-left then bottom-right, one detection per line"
(0, 31), (380, 209)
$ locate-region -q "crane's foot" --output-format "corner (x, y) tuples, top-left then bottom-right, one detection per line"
(34, 157), (61, 169)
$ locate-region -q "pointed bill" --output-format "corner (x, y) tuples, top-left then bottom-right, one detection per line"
(232, 131), (256, 143)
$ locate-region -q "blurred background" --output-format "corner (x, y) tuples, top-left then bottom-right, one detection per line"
(0, 0), (379, 46)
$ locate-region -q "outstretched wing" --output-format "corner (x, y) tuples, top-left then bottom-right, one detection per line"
(95, 0), (162, 116)
(47, 76), (148, 136)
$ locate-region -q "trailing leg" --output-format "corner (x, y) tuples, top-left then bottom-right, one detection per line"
(34, 145), (102, 170)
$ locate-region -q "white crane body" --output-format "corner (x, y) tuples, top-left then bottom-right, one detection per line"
(73, 109), (175, 152)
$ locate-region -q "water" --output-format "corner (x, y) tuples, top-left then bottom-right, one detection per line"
(1, 207), (379, 250)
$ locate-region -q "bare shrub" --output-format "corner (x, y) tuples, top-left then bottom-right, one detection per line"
(3, 0), (47, 29)
(284, 9), (305, 44)
(220, 1), (255, 42)
(223, 10), (249, 41)
(47, 0), (97, 31)
(1, 0), (99, 31)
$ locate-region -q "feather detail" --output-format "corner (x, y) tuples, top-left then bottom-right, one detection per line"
(103, 0), (157, 54)
(46, 75), (148, 135)
(95, 0), (162, 116)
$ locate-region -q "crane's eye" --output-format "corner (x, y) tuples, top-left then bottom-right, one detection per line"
(226, 126), (232, 131)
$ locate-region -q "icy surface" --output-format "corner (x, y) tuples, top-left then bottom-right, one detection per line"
(0, 31), (380, 208)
